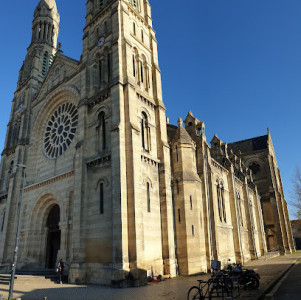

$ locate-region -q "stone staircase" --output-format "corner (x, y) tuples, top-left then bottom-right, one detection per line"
(16, 269), (68, 283)
(0, 274), (13, 285)
(0, 269), (68, 287)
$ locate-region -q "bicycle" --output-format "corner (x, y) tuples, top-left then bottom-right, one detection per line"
(187, 272), (233, 300)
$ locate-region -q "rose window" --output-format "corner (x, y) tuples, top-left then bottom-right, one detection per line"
(44, 103), (78, 159)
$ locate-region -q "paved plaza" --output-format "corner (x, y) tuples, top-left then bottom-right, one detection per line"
(0, 252), (300, 300)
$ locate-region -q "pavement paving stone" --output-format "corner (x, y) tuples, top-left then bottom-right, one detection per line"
(274, 260), (301, 300)
(0, 252), (300, 300)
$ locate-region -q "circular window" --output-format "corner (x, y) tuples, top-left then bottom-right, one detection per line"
(44, 103), (78, 159)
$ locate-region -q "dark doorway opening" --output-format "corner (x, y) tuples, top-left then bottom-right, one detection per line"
(46, 205), (61, 269)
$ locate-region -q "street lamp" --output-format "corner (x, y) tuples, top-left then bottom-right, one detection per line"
(8, 164), (26, 300)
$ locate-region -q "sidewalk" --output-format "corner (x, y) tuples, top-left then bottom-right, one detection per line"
(0, 252), (300, 300)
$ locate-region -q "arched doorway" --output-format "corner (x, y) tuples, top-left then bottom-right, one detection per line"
(45, 205), (61, 269)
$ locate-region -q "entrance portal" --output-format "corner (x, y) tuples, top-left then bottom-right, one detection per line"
(45, 205), (61, 269)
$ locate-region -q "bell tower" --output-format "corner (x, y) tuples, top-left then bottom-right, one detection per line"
(78, 0), (177, 282)
(0, 0), (60, 265)
(18, 0), (60, 87)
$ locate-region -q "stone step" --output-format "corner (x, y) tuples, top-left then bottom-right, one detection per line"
(12, 274), (68, 284)
(16, 269), (57, 276)
(0, 274), (17, 285)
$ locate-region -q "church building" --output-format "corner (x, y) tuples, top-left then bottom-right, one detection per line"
(0, 0), (295, 285)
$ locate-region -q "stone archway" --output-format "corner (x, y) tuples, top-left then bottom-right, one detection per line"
(26, 194), (64, 269)
(45, 205), (61, 269)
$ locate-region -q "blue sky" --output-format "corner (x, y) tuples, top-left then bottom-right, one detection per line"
(0, 0), (301, 218)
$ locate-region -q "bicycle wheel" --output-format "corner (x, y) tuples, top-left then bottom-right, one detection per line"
(249, 276), (259, 289)
(209, 284), (232, 300)
(187, 286), (202, 300)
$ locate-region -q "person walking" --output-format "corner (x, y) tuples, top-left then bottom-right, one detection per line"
(57, 259), (64, 284)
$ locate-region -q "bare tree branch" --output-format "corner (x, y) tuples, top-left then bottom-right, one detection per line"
(290, 166), (301, 219)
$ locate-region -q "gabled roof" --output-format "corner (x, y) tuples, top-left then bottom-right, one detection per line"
(167, 119), (193, 144)
(228, 135), (268, 154)
(35, 53), (81, 101)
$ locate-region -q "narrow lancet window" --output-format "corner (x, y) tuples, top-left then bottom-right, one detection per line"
(147, 182), (151, 212)
(98, 112), (106, 150)
(141, 112), (150, 151)
(100, 183), (104, 214)
(1, 209), (5, 232)
(42, 51), (48, 77)
(217, 180), (222, 222)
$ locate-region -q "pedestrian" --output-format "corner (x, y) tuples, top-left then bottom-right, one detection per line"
(57, 259), (64, 284)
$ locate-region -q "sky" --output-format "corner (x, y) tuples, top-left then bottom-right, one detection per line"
(0, 0), (301, 218)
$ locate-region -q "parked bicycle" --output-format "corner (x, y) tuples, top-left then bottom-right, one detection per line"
(187, 260), (234, 300)
(225, 261), (260, 289)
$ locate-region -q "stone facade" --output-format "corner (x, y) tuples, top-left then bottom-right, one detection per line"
(0, 0), (294, 285)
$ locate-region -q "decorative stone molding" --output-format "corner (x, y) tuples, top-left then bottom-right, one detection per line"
(87, 155), (111, 168)
(141, 154), (160, 167)
(211, 159), (229, 173)
(24, 170), (74, 192)
(235, 177), (244, 187)
(2, 147), (16, 156)
(87, 91), (111, 108)
(137, 92), (156, 109)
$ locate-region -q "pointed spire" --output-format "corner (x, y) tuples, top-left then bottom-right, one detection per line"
(34, 0), (58, 18)
(177, 118), (183, 127)
(32, 0), (60, 48)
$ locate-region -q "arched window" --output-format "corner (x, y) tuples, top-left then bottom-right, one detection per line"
(175, 145), (179, 162)
(133, 0), (138, 7)
(140, 62), (144, 83)
(1, 209), (5, 232)
(98, 57), (102, 88)
(190, 196), (193, 210)
(216, 180), (222, 222)
(141, 112), (150, 151)
(141, 30), (144, 42)
(98, 112), (106, 150)
(104, 21), (108, 35)
(237, 192), (243, 227)
(100, 182), (104, 214)
(9, 160), (14, 173)
(107, 52), (111, 79)
(147, 182), (151, 213)
(133, 55), (136, 77)
(220, 183), (226, 222)
(216, 180), (226, 223)
(100, 0), (104, 7)
(133, 22), (136, 35)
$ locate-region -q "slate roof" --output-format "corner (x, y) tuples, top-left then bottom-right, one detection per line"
(228, 135), (268, 155)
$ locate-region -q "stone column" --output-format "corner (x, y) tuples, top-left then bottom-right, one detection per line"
(45, 23), (49, 43)
(228, 166), (243, 262)
(57, 222), (68, 263)
(243, 180), (257, 259)
(68, 103), (87, 283)
(41, 22), (45, 40)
